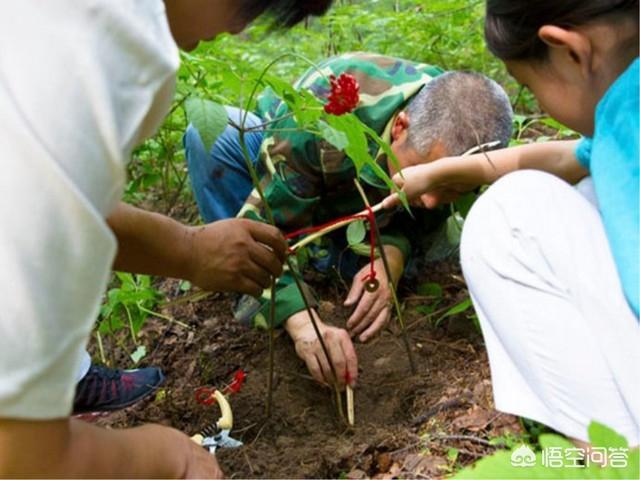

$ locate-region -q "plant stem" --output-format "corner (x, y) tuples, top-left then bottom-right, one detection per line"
(96, 331), (106, 365)
(137, 304), (191, 329)
(285, 256), (345, 422)
(239, 52), (330, 130)
(124, 304), (138, 346)
(266, 277), (276, 417)
(353, 180), (416, 374)
(233, 53), (348, 422)
(238, 128), (344, 422)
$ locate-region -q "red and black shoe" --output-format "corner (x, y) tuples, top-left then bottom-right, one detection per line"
(72, 365), (165, 415)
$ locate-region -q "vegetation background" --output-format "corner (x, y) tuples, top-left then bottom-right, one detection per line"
(124, 0), (548, 214)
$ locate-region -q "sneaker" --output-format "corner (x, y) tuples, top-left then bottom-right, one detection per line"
(72, 364), (165, 414)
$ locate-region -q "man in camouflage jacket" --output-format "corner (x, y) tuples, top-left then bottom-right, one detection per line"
(184, 52), (513, 388)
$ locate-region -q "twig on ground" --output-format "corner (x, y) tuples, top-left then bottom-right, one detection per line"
(429, 434), (497, 448)
(411, 398), (470, 426)
(389, 441), (423, 457)
(160, 290), (214, 308)
(411, 335), (473, 354)
(243, 451), (255, 476)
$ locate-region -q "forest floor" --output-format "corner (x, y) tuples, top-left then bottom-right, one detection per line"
(93, 258), (524, 479)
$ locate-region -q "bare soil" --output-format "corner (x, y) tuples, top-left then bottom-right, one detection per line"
(94, 260), (523, 479)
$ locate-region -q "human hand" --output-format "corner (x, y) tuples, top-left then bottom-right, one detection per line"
(180, 433), (225, 479)
(185, 218), (286, 297)
(382, 161), (475, 210)
(285, 310), (358, 389)
(344, 245), (404, 342)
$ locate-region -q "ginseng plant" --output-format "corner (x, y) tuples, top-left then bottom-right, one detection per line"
(184, 53), (414, 423)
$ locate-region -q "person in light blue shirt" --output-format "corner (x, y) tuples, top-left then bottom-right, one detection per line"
(574, 60), (639, 316)
(382, 0), (639, 446)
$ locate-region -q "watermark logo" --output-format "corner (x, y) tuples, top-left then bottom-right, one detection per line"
(511, 445), (536, 467)
(510, 445), (629, 469)
(542, 447), (629, 469)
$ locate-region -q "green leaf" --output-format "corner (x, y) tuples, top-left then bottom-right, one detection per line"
(588, 421), (629, 449)
(317, 120), (349, 150)
(434, 297), (472, 326)
(446, 213), (464, 246)
(295, 246), (310, 269)
(184, 97), (228, 152)
(325, 113), (371, 172)
(538, 434), (574, 451)
(417, 282), (443, 298)
(448, 447), (459, 463)
(263, 75), (323, 128)
(346, 219), (366, 245)
(454, 192), (478, 219)
(130, 345), (147, 364)
(416, 303), (440, 315)
(350, 242), (378, 258)
(456, 422), (639, 480)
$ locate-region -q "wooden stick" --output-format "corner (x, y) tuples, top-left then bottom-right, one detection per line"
(346, 385), (355, 427)
(289, 202), (384, 252)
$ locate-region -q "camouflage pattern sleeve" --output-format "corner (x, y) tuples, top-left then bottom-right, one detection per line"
(238, 53), (445, 328)
(236, 137), (322, 329)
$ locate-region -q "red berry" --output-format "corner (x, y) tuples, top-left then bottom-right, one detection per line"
(324, 73), (360, 115)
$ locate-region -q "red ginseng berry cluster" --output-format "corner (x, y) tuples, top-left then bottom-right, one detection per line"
(324, 73), (360, 115)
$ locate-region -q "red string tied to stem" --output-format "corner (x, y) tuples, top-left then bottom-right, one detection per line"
(284, 206), (379, 292)
(361, 206), (379, 292)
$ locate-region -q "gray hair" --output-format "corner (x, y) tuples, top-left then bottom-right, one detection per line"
(404, 71), (513, 157)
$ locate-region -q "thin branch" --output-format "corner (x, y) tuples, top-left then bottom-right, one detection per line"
(353, 180), (416, 374)
(265, 278), (277, 417)
(429, 434), (498, 448)
(238, 123), (344, 423)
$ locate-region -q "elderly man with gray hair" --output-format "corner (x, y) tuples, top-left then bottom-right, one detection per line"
(184, 52), (513, 389)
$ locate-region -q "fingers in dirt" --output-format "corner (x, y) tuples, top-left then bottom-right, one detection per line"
(315, 351), (335, 387)
(346, 291), (377, 332)
(349, 297), (387, 337)
(306, 355), (327, 387)
(324, 329), (348, 389)
(359, 306), (390, 343)
(344, 276), (364, 307)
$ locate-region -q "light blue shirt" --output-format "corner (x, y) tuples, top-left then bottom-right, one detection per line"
(575, 58), (639, 317)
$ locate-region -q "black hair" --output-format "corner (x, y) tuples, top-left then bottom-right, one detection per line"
(240, 0), (333, 28)
(485, 0), (639, 61)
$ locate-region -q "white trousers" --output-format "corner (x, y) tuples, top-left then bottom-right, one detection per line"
(460, 170), (640, 444)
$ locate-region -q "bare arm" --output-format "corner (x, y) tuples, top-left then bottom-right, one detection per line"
(384, 140), (588, 208)
(0, 417), (222, 478)
(107, 202), (194, 279)
(476, 139), (587, 185)
(107, 202), (287, 296)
